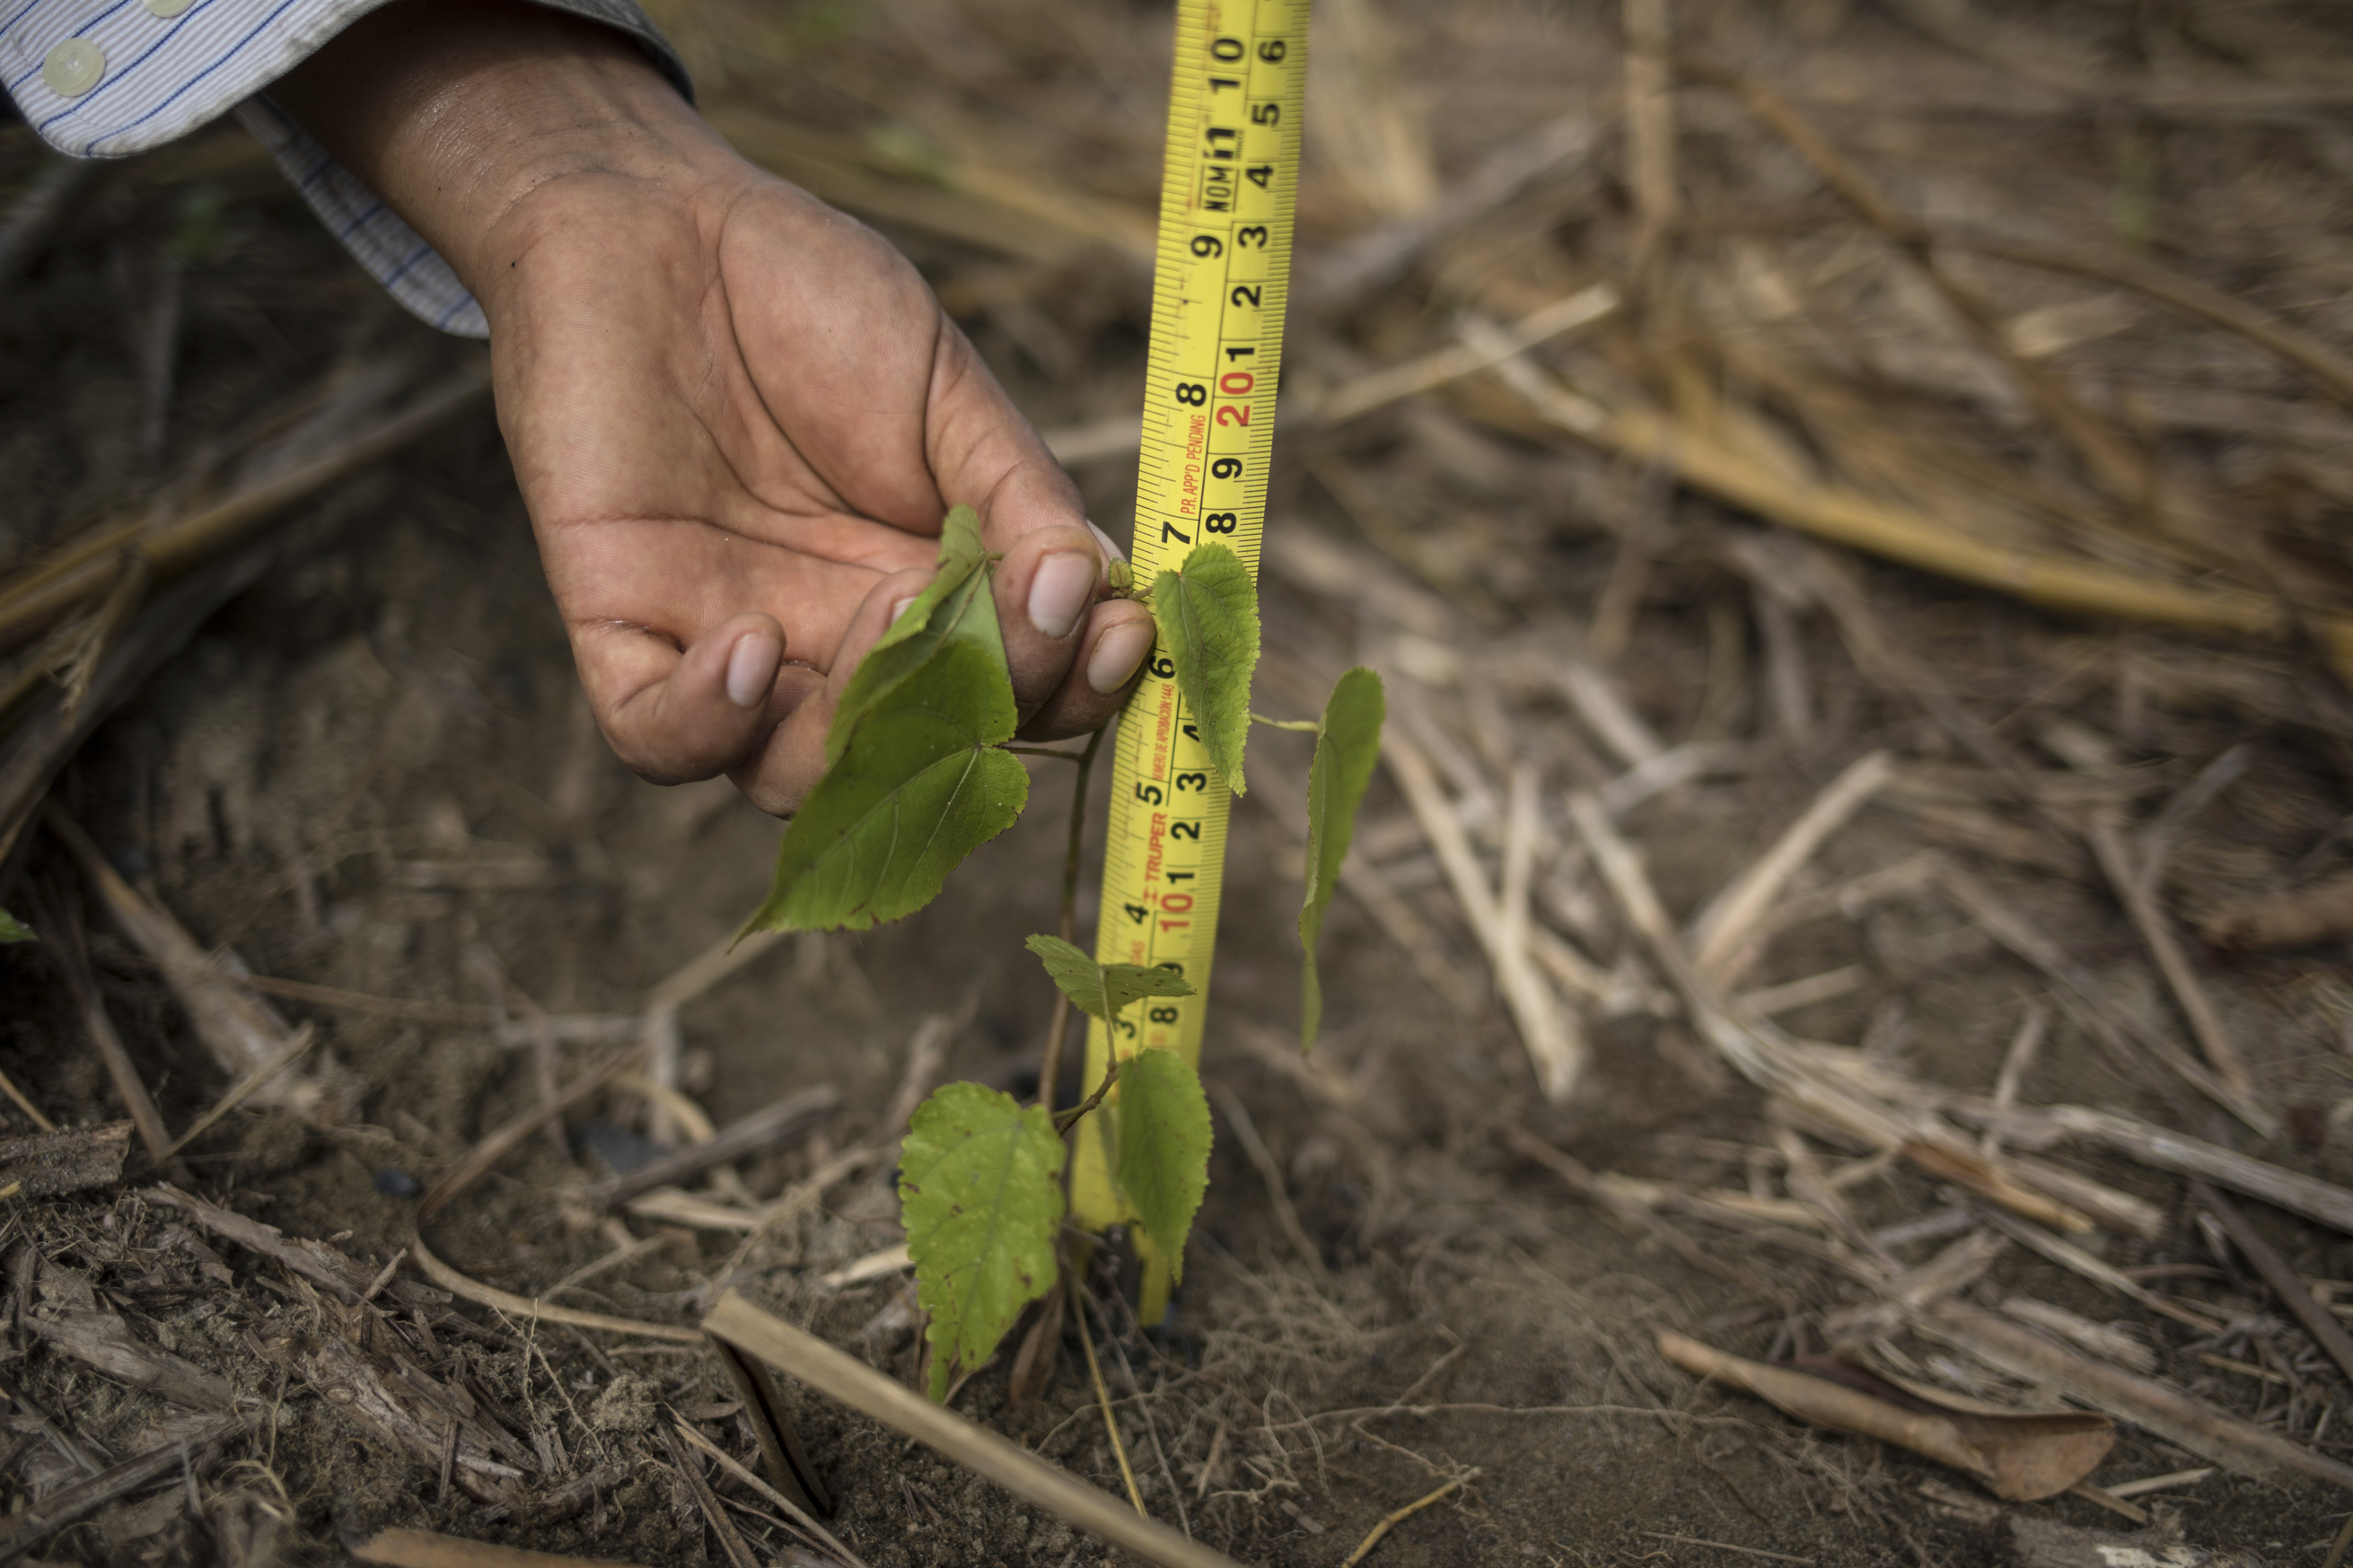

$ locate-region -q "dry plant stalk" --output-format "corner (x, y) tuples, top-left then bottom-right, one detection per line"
(2200, 872), (2353, 950)
(580, 1087), (838, 1208)
(407, 1238), (702, 1345)
(1306, 283), (1617, 430)
(1679, 59), (2181, 534)
(0, 1121), (127, 1197)
(1506, 1123), (1797, 1309)
(44, 804), (337, 1122)
(1998, 1297), (2155, 1375)
(154, 1025), (318, 1163)
(1659, 1331), (2112, 1500)
(1936, 863), (2271, 1135)
(351, 1527), (652, 1568)
(703, 1291), (1247, 1568)
(294, 1331), (531, 1506)
(27, 1301), (236, 1412)
(1976, 1210), (2222, 1335)
(1623, 0), (1678, 247)
(1918, 1301), (2353, 1490)
(0, 1413), (248, 1562)
(1566, 792), (2112, 1234)
(1072, 1288), (1147, 1517)
(1306, 0), (1438, 220)
(0, 367), (487, 654)
(1206, 1078), (1329, 1282)
(1383, 727), (1585, 1099)
(146, 1183), (443, 1311)
(2085, 817), (2251, 1099)
(1690, 749), (1893, 979)
(2195, 1183), (2353, 1389)
(709, 108), (1153, 272)
(669, 1416), (862, 1568)
(707, 1341), (833, 1520)
(1339, 1471), (1476, 1567)
(40, 902), (173, 1166)
(660, 1422), (760, 1568)
(1465, 325), (2353, 673)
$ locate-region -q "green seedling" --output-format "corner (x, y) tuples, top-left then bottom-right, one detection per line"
(1147, 541), (1259, 794)
(1023, 935), (1210, 1276)
(742, 510), (1026, 934)
(747, 522), (1382, 1399)
(1299, 667), (1386, 1045)
(823, 506), (995, 766)
(898, 1082), (1065, 1400)
(1109, 1045), (1213, 1283)
(1023, 934), (1196, 1039)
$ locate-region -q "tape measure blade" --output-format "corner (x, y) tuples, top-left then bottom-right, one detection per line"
(1072, 0), (1308, 1304)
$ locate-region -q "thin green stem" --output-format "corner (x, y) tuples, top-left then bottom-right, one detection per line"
(1251, 714), (1321, 733)
(1005, 745), (1089, 759)
(1038, 724), (1107, 1117)
(1053, 1048), (1121, 1135)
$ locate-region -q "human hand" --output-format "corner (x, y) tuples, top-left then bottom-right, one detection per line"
(275, 1), (1155, 813)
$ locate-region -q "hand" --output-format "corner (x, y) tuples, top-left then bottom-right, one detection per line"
(275, 1), (1155, 813)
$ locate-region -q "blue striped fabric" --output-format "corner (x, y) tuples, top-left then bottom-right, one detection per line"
(4, 0), (686, 337)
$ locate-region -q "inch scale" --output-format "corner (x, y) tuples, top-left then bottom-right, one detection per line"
(1069, 0), (1309, 1319)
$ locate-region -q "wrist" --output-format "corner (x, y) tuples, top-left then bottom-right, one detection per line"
(272, 0), (738, 305)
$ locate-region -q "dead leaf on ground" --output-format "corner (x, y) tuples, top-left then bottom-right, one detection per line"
(1659, 1329), (2113, 1500)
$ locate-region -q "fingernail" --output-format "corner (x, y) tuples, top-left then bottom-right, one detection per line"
(725, 632), (777, 710)
(1086, 520), (1128, 567)
(1086, 619), (1155, 695)
(1027, 551), (1096, 640)
(890, 595), (919, 626)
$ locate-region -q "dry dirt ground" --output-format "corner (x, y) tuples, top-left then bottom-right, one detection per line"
(8, 1), (2353, 1565)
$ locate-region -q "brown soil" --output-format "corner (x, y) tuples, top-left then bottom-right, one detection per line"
(8, 2), (2353, 1565)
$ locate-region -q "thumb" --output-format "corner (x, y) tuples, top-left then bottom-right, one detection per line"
(574, 612), (794, 785)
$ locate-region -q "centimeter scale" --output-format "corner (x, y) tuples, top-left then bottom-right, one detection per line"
(1069, 0), (1310, 1320)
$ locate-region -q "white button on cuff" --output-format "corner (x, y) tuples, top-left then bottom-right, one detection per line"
(40, 38), (104, 96)
(143, 0), (194, 15)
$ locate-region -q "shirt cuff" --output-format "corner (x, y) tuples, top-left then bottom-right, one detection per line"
(4, 0), (689, 338)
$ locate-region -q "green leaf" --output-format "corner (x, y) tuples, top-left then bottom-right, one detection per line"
(898, 1082), (1065, 1401)
(1023, 933), (1195, 1026)
(746, 638), (1029, 932)
(1299, 668), (1385, 1046)
(1113, 1047), (1211, 1283)
(826, 506), (998, 766)
(1148, 543), (1259, 794)
(0, 907), (33, 944)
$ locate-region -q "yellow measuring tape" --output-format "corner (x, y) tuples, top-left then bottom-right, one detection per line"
(1069, 0), (1310, 1320)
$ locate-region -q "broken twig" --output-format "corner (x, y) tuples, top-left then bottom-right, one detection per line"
(704, 1292), (1244, 1568)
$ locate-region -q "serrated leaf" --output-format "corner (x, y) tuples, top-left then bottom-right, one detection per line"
(0, 907), (33, 944)
(746, 638), (1029, 933)
(1023, 933), (1195, 1026)
(1300, 668), (1385, 1046)
(1149, 542), (1259, 794)
(898, 1082), (1065, 1401)
(1113, 1047), (1211, 1283)
(825, 506), (998, 766)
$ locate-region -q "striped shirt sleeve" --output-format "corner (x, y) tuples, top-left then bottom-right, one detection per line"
(2, 0), (689, 338)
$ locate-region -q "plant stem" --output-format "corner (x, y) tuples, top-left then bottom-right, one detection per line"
(1073, 1283), (1147, 1518)
(1052, 1050), (1119, 1135)
(1005, 745), (1089, 759)
(1038, 723), (1107, 1117)
(1251, 714), (1321, 733)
